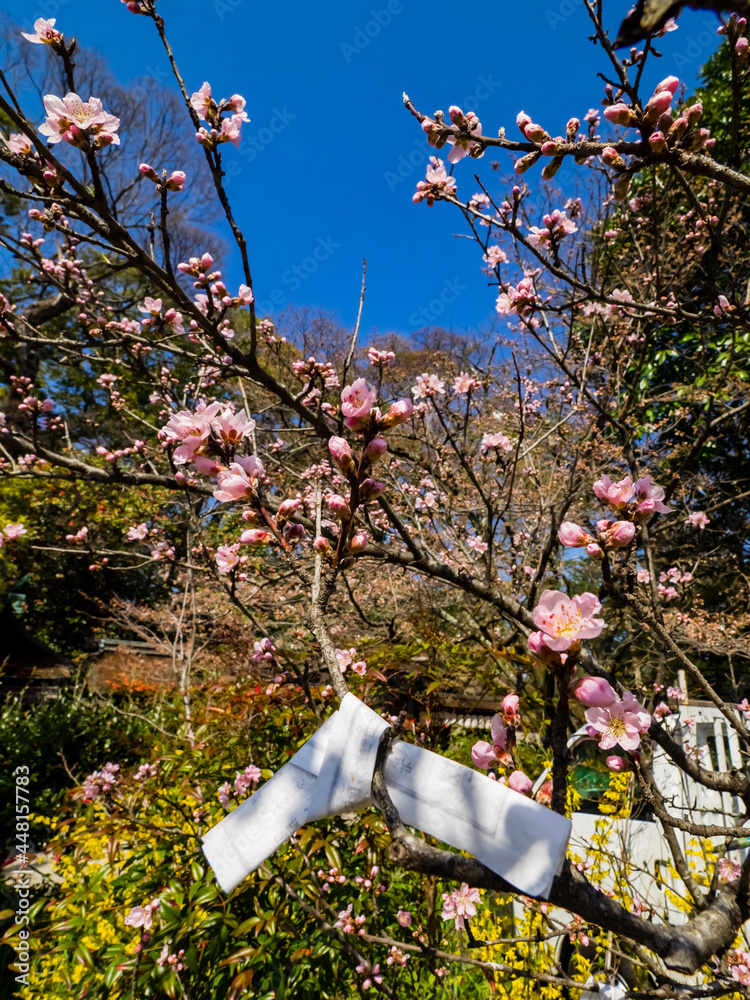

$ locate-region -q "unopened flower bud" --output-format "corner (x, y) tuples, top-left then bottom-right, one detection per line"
(508, 771), (532, 795)
(655, 75), (680, 95)
(515, 151), (541, 175)
(139, 162), (159, 182)
(667, 117), (688, 142)
(347, 530), (369, 554)
(328, 436), (355, 473)
(649, 131), (667, 153)
(685, 103), (703, 127)
(603, 103), (637, 127)
(566, 118), (580, 142)
(602, 146), (625, 168)
(276, 498), (301, 522)
(541, 156), (563, 180)
(558, 521), (593, 547)
(644, 90), (673, 123)
(359, 478), (385, 503)
(364, 437), (387, 463)
(606, 755), (632, 772)
(607, 521), (636, 548)
(586, 542), (604, 559)
(240, 529), (272, 545)
(326, 494), (351, 519)
(313, 536), (331, 556)
(572, 675), (618, 707)
(612, 173), (632, 201)
(381, 398), (413, 428)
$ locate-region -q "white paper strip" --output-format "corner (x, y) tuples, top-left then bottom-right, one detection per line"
(202, 694), (571, 899)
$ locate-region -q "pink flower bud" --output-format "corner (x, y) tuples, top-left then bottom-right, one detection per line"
(240, 529), (272, 545)
(502, 693), (520, 726)
(685, 103), (703, 127)
(566, 118), (580, 141)
(347, 530), (369, 554)
(572, 676), (618, 708)
(667, 117), (688, 142)
(364, 437), (387, 463)
(471, 740), (497, 769)
(381, 398), (413, 428)
(606, 755), (631, 772)
(586, 542), (604, 559)
(516, 111), (532, 135)
(276, 498), (301, 521)
(514, 151), (541, 174)
(200, 252), (214, 270)
(541, 140), (560, 156)
(328, 436), (355, 473)
(139, 162), (159, 181)
(558, 521), (593, 547)
(326, 494), (351, 519)
(313, 536), (331, 555)
(607, 520), (636, 548)
(613, 173), (631, 201)
(166, 170), (186, 192)
(603, 103), (636, 127)
(359, 478), (385, 502)
(524, 123), (546, 143)
(633, 499), (655, 523)
(655, 75), (680, 95)
(602, 146), (625, 167)
(649, 131), (667, 153)
(508, 771), (533, 795)
(284, 522), (305, 541)
(644, 90), (673, 123)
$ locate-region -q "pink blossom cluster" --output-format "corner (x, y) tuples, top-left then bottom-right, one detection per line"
(82, 762), (120, 802)
(572, 675), (651, 754)
(156, 943), (185, 971)
(527, 209), (577, 251)
(421, 105), (484, 164)
(718, 856), (741, 882)
(1, 522), (27, 547)
(495, 274), (542, 321)
(134, 763), (158, 780)
(315, 866), (347, 891)
(124, 898), (160, 930)
(215, 543), (245, 574)
(387, 945), (409, 967)
(453, 372), (482, 394)
(729, 949), (750, 986)
(39, 93), (120, 149)
(413, 156), (457, 206)
(252, 637), (276, 662)
(441, 883), (482, 930)
(411, 373), (445, 399)
(139, 163), (186, 193)
(65, 526), (88, 543)
(480, 431), (512, 454)
(367, 346), (395, 366)
(233, 764), (261, 797)
(191, 82), (249, 149)
(335, 648), (367, 676)
(471, 696), (518, 770)
(355, 960), (382, 990)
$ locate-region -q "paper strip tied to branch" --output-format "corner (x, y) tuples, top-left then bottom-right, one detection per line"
(202, 694), (571, 898)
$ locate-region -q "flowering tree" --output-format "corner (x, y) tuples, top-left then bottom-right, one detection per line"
(2, 1), (750, 997)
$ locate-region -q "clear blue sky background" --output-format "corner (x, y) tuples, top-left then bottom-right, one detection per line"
(2, 0), (724, 339)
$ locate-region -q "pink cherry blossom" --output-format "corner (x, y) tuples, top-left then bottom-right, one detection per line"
(718, 857), (741, 882)
(191, 82), (216, 120)
(585, 691), (651, 751)
(7, 134), (34, 155)
(212, 408), (255, 445)
(480, 431), (512, 453)
(558, 521), (593, 547)
(685, 511), (709, 530)
(532, 589), (606, 651)
(452, 372), (482, 394)
(21, 18), (62, 45)
(471, 714), (512, 769)
(633, 475), (673, 514)
(527, 209), (577, 250)
(215, 543), (242, 573)
(214, 463), (261, 502)
(328, 436), (354, 472)
(495, 275), (540, 319)
(341, 378), (377, 420)
(413, 157), (457, 206)
(127, 523), (148, 541)
(593, 474), (634, 508)
(396, 910), (412, 927)
(502, 693), (520, 726)
(441, 883), (482, 930)
(39, 93), (120, 148)
(445, 106), (484, 163)
(412, 373), (445, 399)
(3, 522), (27, 540)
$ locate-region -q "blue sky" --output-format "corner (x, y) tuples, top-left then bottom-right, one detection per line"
(2, 0), (723, 339)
